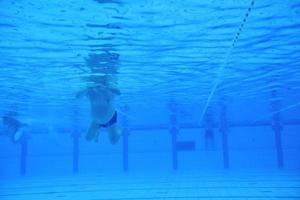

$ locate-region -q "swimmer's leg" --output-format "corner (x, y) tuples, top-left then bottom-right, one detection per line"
(94, 131), (100, 143)
(107, 124), (121, 145)
(86, 121), (100, 142)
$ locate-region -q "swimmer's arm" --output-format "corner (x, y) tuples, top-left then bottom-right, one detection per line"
(74, 64), (89, 73)
(20, 122), (27, 127)
(107, 87), (121, 95)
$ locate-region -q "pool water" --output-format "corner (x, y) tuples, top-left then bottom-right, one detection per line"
(0, 0), (300, 199)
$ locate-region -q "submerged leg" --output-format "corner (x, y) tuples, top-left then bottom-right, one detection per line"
(94, 130), (100, 143)
(86, 121), (100, 142)
(107, 124), (122, 145)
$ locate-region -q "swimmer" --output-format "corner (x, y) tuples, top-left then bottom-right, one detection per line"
(1, 112), (27, 143)
(203, 107), (215, 150)
(77, 52), (122, 144)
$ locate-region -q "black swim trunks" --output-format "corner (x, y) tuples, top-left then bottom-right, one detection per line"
(98, 111), (117, 128)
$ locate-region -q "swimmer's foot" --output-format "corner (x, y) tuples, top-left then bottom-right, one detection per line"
(94, 132), (100, 143)
(12, 128), (24, 143)
(108, 125), (122, 145)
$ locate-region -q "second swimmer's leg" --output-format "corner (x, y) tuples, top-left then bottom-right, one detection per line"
(94, 130), (101, 143)
(86, 121), (100, 142)
(107, 124), (121, 145)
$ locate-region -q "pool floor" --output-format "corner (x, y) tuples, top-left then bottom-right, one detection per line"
(0, 171), (299, 200)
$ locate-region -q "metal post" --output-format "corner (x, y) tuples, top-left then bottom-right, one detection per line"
(72, 133), (79, 173)
(123, 129), (129, 172)
(220, 102), (229, 169)
(203, 106), (214, 150)
(72, 106), (80, 173)
(271, 90), (284, 168)
(20, 137), (28, 176)
(171, 125), (178, 170)
(122, 106), (129, 172)
(273, 122), (284, 168)
(169, 101), (178, 170)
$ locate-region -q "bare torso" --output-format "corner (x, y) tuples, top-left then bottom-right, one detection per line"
(88, 86), (115, 124)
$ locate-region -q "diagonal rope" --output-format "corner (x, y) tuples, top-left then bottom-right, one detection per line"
(199, 0), (255, 123)
(251, 101), (300, 125)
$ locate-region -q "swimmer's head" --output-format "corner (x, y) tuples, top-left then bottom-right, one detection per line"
(2, 111), (18, 123)
(2, 115), (17, 126)
(4, 111), (18, 117)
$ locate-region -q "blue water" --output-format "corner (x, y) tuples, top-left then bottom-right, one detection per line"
(1, 0), (300, 199)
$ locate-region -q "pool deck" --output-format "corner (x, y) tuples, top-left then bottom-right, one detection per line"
(0, 171), (299, 200)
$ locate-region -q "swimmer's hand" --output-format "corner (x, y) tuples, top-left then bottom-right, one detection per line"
(108, 87), (121, 95)
(20, 123), (27, 127)
(76, 89), (88, 99)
